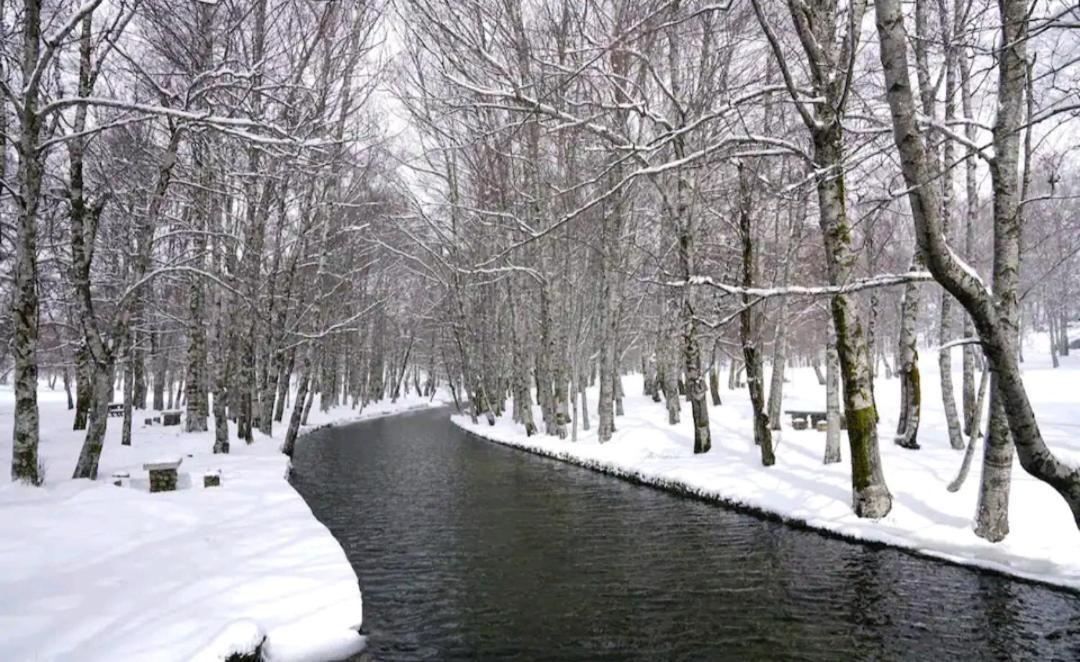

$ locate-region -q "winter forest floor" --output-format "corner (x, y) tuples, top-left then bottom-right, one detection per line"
(454, 333), (1080, 592)
(0, 389), (441, 661)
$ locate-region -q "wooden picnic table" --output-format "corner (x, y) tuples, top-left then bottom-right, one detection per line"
(784, 409), (847, 430)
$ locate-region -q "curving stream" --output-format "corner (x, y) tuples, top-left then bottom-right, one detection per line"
(289, 407), (1080, 661)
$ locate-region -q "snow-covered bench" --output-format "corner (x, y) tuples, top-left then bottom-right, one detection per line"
(785, 409), (846, 430)
(143, 458), (183, 492)
(203, 470), (221, 488)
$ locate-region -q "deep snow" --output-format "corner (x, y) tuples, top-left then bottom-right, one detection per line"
(453, 333), (1080, 591)
(0, 388), (440, 661)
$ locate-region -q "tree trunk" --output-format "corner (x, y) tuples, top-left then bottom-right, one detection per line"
(553, 360), (570, 440)
(301, 371), (317, 426)
(678, 219), (710, 453)
(596, 183), (623, 442)
(974, 25), (1038, 543)
(212, 287), (229, 454)
(63, 366), (74, 410)
(767, 209), (798, 429)
(184, 283), (209, 433)
(510, 298), (536, 436)
(274, 350), (294, 423)
(936, 12), (965, 451)
(938, 300), (965, 449)
(281, 369), (311, 458)
(151, 332), (166, 411)
(663, 46), (711, 451)
(895, 261), (922, 450)
(132, 339), (146, 410)
(72, 363), (114, 480)
(813, 121), (891, 518)
(1049, 313), (1060, 368)
(824, 320), (842, 464)
(738, 162), (773, 465)
(570, 368), (578, 442)
(579, 371), (590, 432)
(643, 352), (660, 401)
(74, 344), (92, 430)
(755, 0), (890, 516)
(613, 372), (624, 417)
(766, 337), (786, 431)
(948, 364), (990, 492)
(661, 343), (680, 425)
(1059, 312), (1070, 357)
(320, 352), (336, 412)
(10, 0), (45, 485)
(121, 353), (134, 447)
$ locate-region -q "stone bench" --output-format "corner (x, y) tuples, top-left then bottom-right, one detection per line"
(203, 471), (221, 488)
(143, 458), (183, 492)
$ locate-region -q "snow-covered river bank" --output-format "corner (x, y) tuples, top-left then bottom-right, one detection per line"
(0, 388), (440, 661)
(454, 348), (1080, 593)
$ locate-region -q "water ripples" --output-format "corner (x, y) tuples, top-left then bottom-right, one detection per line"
(291, 408), (1080, 661)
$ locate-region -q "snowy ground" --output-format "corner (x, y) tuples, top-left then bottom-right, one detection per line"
(453, 332), (1080, 592)
(0, 388), (441, 661)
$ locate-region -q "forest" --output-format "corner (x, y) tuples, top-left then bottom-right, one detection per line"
(2, 0), (1080, 549)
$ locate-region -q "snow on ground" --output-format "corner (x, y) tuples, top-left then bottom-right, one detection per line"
(453, 331), (1080, 592)
(0, 388), (441, 661)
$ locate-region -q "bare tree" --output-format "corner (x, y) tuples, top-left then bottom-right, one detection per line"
(875, 0), (1080, 532)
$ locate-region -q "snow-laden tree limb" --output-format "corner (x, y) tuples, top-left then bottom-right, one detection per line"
(661, 271), (936, 299)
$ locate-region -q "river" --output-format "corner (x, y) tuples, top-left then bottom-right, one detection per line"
(290, 407), (1080, 661)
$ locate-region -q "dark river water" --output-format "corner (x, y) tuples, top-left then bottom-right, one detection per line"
(289, 407), (1080, 661)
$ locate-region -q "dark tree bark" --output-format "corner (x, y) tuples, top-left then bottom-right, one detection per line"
(73, 343), (92, 430)
(738, 162), (773, 465)
(10, 0), (50, 484)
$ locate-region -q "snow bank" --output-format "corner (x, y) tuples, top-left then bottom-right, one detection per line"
(453, 334), (1080, 592)
(0, 389), (440, 661)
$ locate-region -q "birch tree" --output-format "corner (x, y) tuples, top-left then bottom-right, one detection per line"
(752, 0), (893, 517)
(875, 0), (1080, 533)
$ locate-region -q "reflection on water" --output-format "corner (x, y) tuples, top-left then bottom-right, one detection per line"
(290, 408), (1080, 661)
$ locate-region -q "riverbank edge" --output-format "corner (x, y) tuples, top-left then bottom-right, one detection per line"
(451, 416), (1080, 596)
(253, 399), (446, 659)
(0, 394), (445, 662)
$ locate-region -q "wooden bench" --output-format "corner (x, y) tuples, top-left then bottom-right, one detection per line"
(143, 458), (183, 492)
(161, 410), (182, 426)
(108, 403), (124, 417)
(785, 409), (847, 430)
